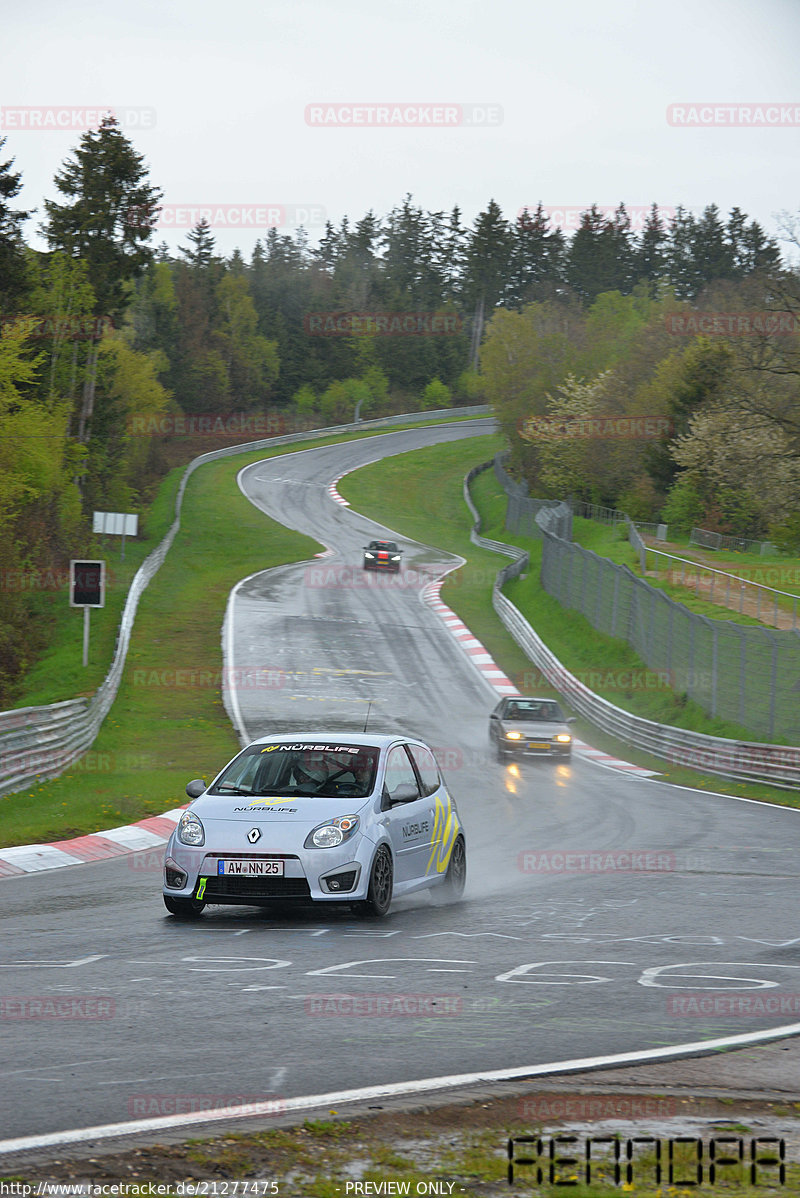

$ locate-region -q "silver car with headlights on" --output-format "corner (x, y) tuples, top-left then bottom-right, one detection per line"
(489, 697), (575, 761)
(163, 733), (466, 918)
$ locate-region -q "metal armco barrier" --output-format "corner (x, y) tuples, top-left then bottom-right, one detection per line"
(0, 405), (491, 798)
(464, 459), (800, 791)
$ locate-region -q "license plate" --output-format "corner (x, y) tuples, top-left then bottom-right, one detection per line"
(219, 859), (284, 876)
(528, 742), (551, 750)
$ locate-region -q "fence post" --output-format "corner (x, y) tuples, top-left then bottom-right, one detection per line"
(596, 556), (604, 625)
(769, 637), (778, 740)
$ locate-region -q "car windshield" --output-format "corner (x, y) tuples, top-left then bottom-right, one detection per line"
(210, 742), (379, 798)
(368, 541), (398, 552)
(504, 700), (564, 722)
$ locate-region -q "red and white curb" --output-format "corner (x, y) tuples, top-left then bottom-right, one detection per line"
(327, 475), (349, 506)
(328, 459), (380, 508)
(423, 579), (518, 696)
(422, 580), (659, 779)
(0, 808), (184, 878)
(572, 742), (658, 776)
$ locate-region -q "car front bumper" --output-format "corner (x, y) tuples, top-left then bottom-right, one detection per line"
(498, 737), (572, 757)
(163, 832), (376, 904)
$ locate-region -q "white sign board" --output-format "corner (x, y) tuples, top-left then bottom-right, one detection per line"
(93, 511), (138, 536)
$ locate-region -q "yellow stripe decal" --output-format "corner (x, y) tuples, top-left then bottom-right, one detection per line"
(426, 794), (460, 875)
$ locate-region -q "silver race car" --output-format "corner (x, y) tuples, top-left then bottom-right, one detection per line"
(489, 696), (575, 760)
(163, 733), (466, 918)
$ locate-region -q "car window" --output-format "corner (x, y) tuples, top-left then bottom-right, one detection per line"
(407, 743), (440, 797)
(383, 745), (420, 802)
(210, 743), (379, 797)
(505, 700), (564, 721)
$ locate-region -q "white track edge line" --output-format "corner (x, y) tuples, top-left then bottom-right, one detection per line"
(3, 1021), (800, 1156)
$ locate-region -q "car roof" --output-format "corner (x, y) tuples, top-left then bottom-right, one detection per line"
(246, 732), (414, 750)
(505, 696), (559, 704)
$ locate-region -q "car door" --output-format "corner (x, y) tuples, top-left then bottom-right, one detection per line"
(407, 741), (460, 881)
(381, 743), (431, 884)
(488, 698), (507, 743)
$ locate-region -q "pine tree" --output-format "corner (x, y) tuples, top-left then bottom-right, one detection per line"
(692, 204), (735, 285)
(43, 114), (162, 318)
(507, 203), (565, 307)
(42, 114), (162, 441)
(179, 219), (217, 269)
(665, 206), (701, 299)
(463, 200), (513, 367)
(632, 204), (668, 294)
(566, 205), (632, 303)
(0, 136), (31, 308)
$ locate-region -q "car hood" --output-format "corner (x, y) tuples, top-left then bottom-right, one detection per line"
(189, 793), (372, 824)
(500, 721), (570, 737)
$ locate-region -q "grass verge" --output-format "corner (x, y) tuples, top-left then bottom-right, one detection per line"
(339, 445), (800, 809)
(9, 467), (184, 708)
(4, 1089), (798, 1195)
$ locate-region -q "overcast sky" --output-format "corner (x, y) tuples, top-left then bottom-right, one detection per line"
(3, 0), (799, 259)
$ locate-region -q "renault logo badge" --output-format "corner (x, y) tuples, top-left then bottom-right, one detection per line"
(247, 827), (261, 843)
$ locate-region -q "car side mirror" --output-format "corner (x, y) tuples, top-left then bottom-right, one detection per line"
(566, 717), (576, 724)
(186, 779), (206, 798)
(389, 782), (419, 805)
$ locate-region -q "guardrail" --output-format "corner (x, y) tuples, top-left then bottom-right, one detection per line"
(0, 404), (491, 798)
(691, 526), (776, 555)
(464, 460), (800, 790)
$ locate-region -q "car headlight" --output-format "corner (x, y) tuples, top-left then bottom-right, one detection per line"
(305, 815), (360, 849)
(177, 811), (205, 846)
(364, 552), (375, 558)
(390, 555), (400, 561)
(555, 733), (572, 743)
(505, 730), (523, 740)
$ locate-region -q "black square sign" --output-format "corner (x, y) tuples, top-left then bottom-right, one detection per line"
(70, 560), (105, 607)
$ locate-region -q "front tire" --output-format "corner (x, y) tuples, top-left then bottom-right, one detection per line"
(164, 895), (206, 919)
(355, 845), (393, 917)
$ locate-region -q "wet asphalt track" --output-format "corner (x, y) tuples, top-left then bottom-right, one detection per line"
(2, 419), (800, 1143)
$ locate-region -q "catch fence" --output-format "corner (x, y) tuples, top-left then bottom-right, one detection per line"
(493, 454), (800, 744)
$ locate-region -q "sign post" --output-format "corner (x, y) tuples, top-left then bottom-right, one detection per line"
(70, 560), (106, 667)
(92, 512), (138, 560)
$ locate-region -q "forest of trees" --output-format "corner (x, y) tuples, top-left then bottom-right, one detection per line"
(1, 114), (799, 701)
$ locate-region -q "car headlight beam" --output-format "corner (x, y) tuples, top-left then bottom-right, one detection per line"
(555, 733), (572, 743)
(505, 730), (523, 740)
